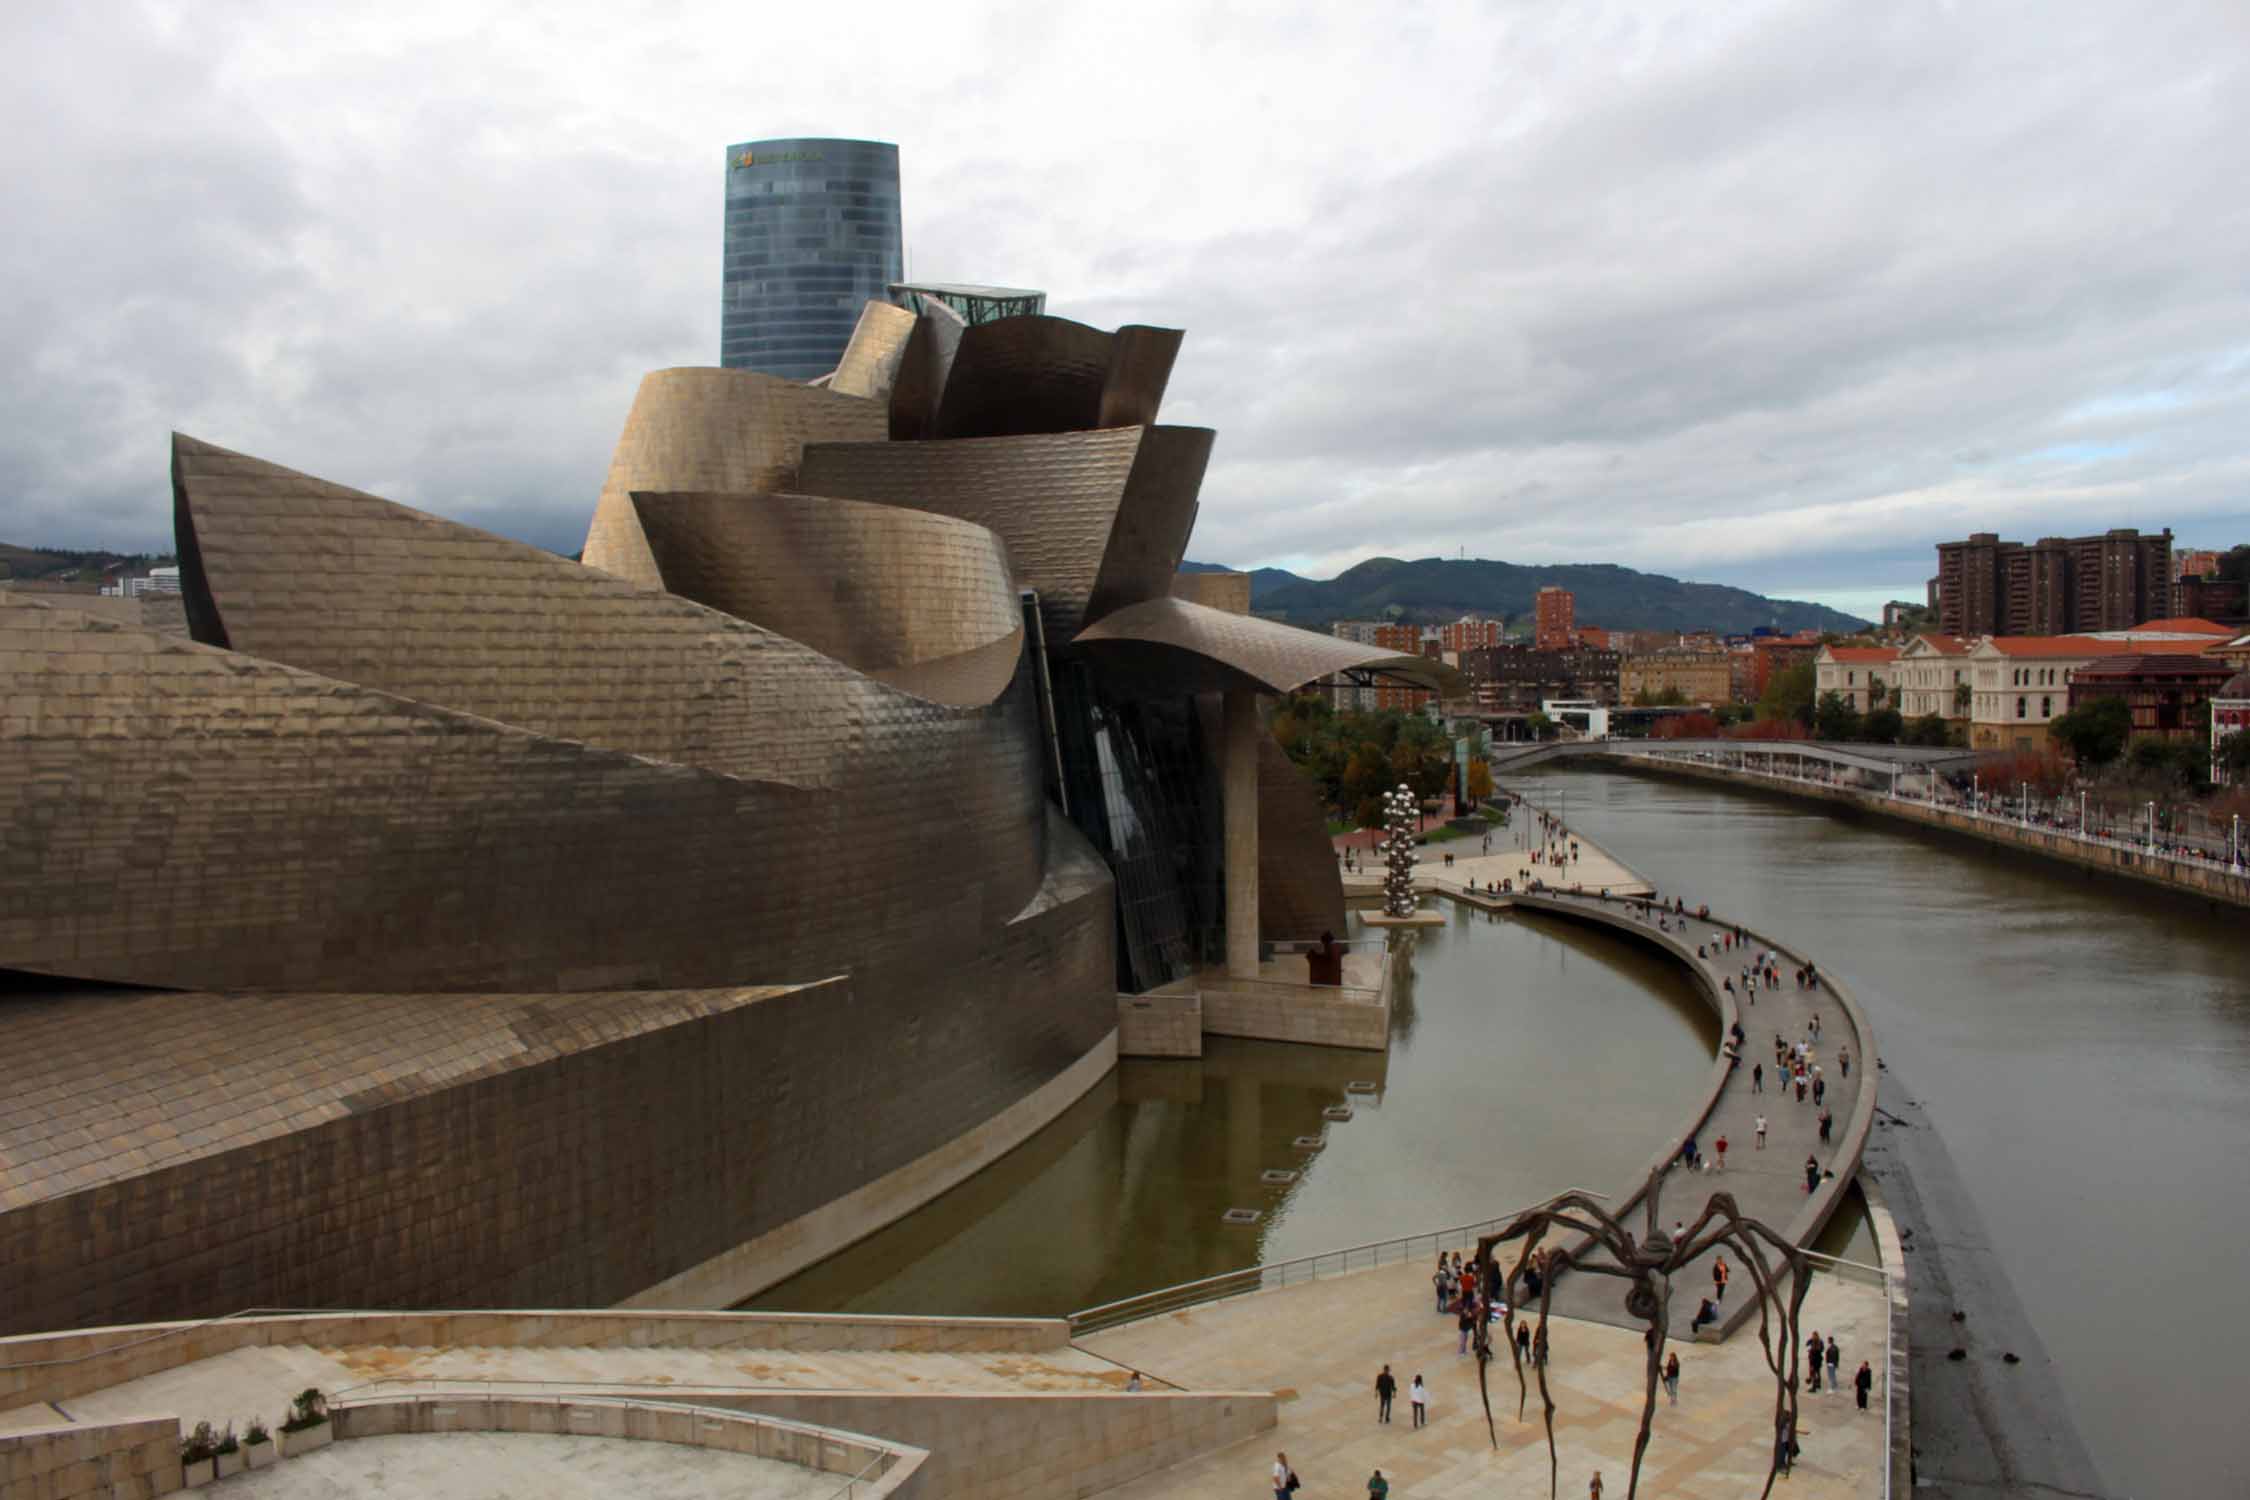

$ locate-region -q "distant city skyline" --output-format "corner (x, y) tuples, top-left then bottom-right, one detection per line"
(4, 2), (2248, 616)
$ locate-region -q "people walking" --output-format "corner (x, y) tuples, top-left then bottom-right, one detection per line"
(1855, 1359), (1874, 1410)
(1375, 1364), (1396, 1423)
(1826, 1335), (1842, 1393)
(1589, 1470), (1604, 1500)
(1458, 1300), (1476, 1356)
(1663, 1350), (1680, 1405)
(1819, 1107), (1834, 1142)
(1410, 1374), (1429, 1428)
(1805, 1155), (1822, 1193)
(1753, 1061), (1763, 1093)
(1713, 1256), (1730, 1303)
(1434, 1256), (1451, 1313)
(1755, 1114), (1767, 1148)
(1515, 1321), (1532, 1365)
(1839, 1045), (1850, 1078)
(1367, 1469), (1390, 1499)
(1806, 1332), (1824, 1391)
(1715, 1134), (1728, 1170)
(1813, 1073), (1826, 1107)
(1273, 1453), (1295, 1499)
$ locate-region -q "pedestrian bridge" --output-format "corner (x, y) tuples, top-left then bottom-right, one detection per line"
(1487, 737), (1982, 782)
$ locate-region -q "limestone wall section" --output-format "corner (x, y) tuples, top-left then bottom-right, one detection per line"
(0, 1417), (179, 1500)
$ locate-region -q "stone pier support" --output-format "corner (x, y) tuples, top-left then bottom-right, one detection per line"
(1223, 687), (1261, 979)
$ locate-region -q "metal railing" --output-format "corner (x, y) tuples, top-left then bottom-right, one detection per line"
(1066, 1189), (1609, 1336)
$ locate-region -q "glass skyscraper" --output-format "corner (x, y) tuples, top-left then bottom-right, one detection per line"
(721, 138), (903, 379)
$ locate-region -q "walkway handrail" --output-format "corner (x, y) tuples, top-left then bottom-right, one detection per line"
(1066, 1188), (1610, 1336)
(1, 1306), (374, 1372)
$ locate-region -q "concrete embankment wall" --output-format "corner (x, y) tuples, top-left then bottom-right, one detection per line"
(0, 1309), (1072, 1411)
(1596, 753), (2250, 910)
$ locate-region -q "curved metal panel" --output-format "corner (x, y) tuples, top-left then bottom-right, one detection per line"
(629, 488), (1019, 677)
(798, 425), (1212, 645)
(888, 297), (965, 442)
(867, 627), (1029, 707)
(934, 315), (1112, 438)
(1258, 734), (1347, 942)
(828, 301), (919, 400)
(0, 596), (1047, 993)
(1098, 325), (1185, 429)
(170, 435), (1037, 806)
(1074, 595), (1465, 698)
(583, 368), (888, 587)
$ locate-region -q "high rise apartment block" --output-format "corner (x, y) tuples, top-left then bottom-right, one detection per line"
(1934, 529), (2173, 638)
(1534, 586), (1575, 650)
(1438, 615), (1502, 654)
(1370, 622), (1434, 712)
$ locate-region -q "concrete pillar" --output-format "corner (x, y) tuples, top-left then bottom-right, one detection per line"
(1224, 687), (1260, 979)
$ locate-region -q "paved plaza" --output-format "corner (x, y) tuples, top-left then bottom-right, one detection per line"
(215, 1432), (839, 1500)
(1082, 1255), (1886, 1499)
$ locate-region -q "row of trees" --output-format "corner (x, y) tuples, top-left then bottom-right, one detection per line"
(2047, 696), (2250, 790)
(1267, 694), (1491, 827)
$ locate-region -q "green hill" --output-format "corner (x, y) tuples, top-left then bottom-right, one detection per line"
(1181, 555), (1865, 634)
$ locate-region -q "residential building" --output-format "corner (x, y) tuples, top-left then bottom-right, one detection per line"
(1370, 622), (1433, 713)
(1964, 636), (2140, 752)
(1813, 645), (1899, 715)
(1575, 625), (1613, 650)
(1748, 633), (1822, 701)
(721, 137), (903, 378)
(2066, 654), (2236, 744)
(1619, 651), (1733, 706)
(1533, 586), (1575, 650)
(2213, 671), (2250, 785)
(1935, 528), (2174, 638)
(1326, 619), (1384, 711)
(1893, 634), (1974, 721)
(2174, 575), (2249, 626)
(1456, 644), (1620, 713)
(125, 566), (181, 597)
(1438, 615), (1503, 654)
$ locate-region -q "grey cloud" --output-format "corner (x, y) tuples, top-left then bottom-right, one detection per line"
(3, 0), (2247, 612)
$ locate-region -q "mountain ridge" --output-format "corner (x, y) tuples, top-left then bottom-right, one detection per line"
(1180, 555), (1866, 634)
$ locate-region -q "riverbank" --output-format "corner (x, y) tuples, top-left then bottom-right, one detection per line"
(1595, 750), (2250, 911)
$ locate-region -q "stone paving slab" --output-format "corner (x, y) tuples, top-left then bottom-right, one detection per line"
(218, 1430), (838, 1499)
(1081, 1256), (1886, 1500)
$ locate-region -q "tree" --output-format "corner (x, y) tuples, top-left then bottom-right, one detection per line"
(1813, 691), (1861, 742)
(1758, 661), (1816, 727)
(2130, 736), (2205, 789)
(2049, 696), (2131, 769)
(1868, 678), (1889, 708)
(1860, 706), (1904, 744)
(1632, 685), (1689, 708)
(1466, 757), (1494, 802)
(2218, 730), (2250, 778)
(1903, 712), (1950, 747)
(1953, 681), (1972, 716)
(1526, 710), (1557, 741)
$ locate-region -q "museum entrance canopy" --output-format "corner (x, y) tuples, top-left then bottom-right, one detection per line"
(1071, 595), (1463, 702)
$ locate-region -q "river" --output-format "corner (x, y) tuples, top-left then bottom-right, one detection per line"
(750, 900), (1720, 1317)
(1502, 765), (2249, 1499)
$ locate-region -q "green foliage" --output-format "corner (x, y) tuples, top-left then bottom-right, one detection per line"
(244, 1419), (271, 1447)
(2129, 736), (2206, 788)
(1224, 555), (1868, 634)
(2218, 730), (2250, 776)
(1953, 680), (1973, 714)
(1860, 706), (1904, 744)
(1905, 713), (1952, 747)
(181, 1422), (218, 1464)
(2215, 544), (2250, 585)
(1466, 756), (1494, 802)
(2049, 696), (2132, 768)
(282, 1389), (328, 1434)
(1526, 711), (1557, 741)
(1812, 690), (1861, 742)
(1632, 685), (1689, 707)
(1758, 661), (1817, 726)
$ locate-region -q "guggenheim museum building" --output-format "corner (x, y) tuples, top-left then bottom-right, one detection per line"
(0, 296), (1447, 1333)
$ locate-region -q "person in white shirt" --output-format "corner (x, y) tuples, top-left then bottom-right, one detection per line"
(1410, 1374), (1430, 1428)
(1272, 1452), (1294, 1498)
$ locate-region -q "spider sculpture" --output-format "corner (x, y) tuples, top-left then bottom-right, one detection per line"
(1470, 1171), (1814, 1500)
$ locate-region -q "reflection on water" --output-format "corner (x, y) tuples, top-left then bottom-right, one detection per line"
(1504, 766), (2250, 1498)
(749, 905), (1715, 1319)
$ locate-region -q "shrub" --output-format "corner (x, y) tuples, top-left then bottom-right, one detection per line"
(180, 1422), (219, 1465)
(244, 1418), (271, 1447)
(281, 1389), (329, 1434)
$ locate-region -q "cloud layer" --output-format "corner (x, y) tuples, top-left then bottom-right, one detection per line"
(6, 0), (2247, 608)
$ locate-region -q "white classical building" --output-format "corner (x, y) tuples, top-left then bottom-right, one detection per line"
(1894, 633), (1974, 722)
(1964, 636), (2136, 752)
(1813, 645), (1898, 714)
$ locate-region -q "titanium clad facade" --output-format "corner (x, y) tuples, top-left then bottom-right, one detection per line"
(722, 138), (903, 379)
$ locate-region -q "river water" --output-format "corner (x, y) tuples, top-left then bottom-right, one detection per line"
(751, 902), (1720, 1317)
(1500, 766), (2249, 1499)
(749, 765), (2236, 1493)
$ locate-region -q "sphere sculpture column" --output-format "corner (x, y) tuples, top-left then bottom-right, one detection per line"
(1382, 783), (1419, 918)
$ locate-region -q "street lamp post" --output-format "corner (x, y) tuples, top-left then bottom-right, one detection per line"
(2146, 800), (2156, 853)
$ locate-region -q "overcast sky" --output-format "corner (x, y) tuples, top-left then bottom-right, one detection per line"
(6, 1), (2247, 616)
